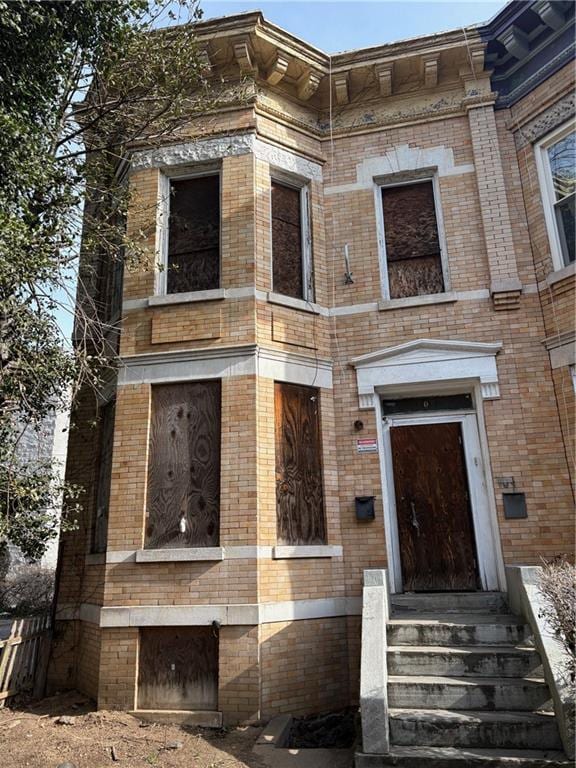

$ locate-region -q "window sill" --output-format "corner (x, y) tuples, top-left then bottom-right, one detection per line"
(85, 553), (106, 566)
(148, 289), (226, 307)
(272, 545), (343, 559)
(378, 291), (457, 312)
(135, 547), (224, 563)
(545, 261), (575, 288)
(267, 292), (322, 315)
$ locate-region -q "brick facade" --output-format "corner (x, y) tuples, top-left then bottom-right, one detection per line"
(48, 8), (575, 723)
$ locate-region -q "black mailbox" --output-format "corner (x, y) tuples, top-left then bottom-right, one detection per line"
(355, 496), (375, 521)
(503, 492), (527, 519)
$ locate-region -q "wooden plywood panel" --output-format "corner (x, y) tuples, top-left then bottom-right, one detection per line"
(168, 176), (220, 294)
(272, 182), (303, 299)
(387, 255), (444, 299)
(382, 181), (444, 299)
(146, 382), (221, 549)
(275, 382), (325, 545)
(138, 627), (218, 711)
(391, 422), (479, 592)
(151, 305), (221, 345)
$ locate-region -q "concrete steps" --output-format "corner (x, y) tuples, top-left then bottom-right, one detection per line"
(356, 745), (572, 767)
(388, 645), (543, 678)
(391, 592), (509, 615)
(388, 709), (562, 751)
(374, 592), (568, 767)
(388, 675), (552, 711)
(388, 614), (530, 647)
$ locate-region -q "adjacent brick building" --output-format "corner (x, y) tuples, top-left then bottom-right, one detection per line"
(48, 1), (575, 724)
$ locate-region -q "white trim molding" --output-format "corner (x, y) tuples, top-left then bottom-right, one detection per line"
(324, 143), (474, 196)
(105, 544), (341, 563)
(118, 344), (333, 390)
(131, 132), (323, 182)
(98, 596), (362, 628)
(351, 338), (503, 409)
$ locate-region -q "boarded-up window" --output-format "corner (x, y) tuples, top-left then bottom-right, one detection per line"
(146, 381), (221, 549)
(138, 627), (218, 711)
(167, 175), (220, 294)
(275, 382), (325, 545)
(272, 181), (305, 299)
(91, 400), (116, 554)
(381, 181), (444, 299)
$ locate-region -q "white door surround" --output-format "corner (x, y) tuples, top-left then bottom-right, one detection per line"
(351, 339), (506, 594)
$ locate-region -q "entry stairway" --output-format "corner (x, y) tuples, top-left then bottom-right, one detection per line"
(377, 592), (571, 767)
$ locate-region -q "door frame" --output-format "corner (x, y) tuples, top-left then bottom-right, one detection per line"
(375, 391), (505, 594)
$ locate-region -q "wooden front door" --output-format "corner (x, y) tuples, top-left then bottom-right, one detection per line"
(390, 422), (479, 592)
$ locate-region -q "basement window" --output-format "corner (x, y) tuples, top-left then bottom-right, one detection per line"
(275, 382), (326, 545)
(164, 174), (220, 294)
(271, 178), (313, 300)
(535, 122), (575, 270)
(145, 381), (221, 549)
(379, 179), (447, 300)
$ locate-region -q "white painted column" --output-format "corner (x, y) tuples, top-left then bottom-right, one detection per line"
(359, 569), (390, 755)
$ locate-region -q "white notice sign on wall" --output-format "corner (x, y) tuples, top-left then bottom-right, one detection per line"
(356, 438), (378, 453)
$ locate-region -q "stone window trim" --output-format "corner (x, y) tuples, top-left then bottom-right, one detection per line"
(269, 167), (314, 303)
(534, 119), (576, 272)
(99, 545), (342, 564)
(373, 169), (451, 301)
(155, 164), (222, 297)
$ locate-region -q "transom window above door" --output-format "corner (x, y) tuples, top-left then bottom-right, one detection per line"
(378, 179), (448, 300)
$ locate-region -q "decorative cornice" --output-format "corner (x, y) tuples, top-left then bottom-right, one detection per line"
(513, 92), (575, 149)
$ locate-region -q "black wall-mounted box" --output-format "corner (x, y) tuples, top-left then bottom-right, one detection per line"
(355, 496), (375, 520)
(503, 492), (527, 519)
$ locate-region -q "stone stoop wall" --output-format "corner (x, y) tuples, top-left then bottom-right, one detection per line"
(48, 14), (575, 721)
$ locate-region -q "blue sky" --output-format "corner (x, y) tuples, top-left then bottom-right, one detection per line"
(199, 1), (505, 51)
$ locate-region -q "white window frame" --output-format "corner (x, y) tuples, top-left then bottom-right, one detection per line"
(534, 119), (576, 272)
(156, 166), (222, 296)
(269, 169), (314, 302)
(374, 173), (450, 301)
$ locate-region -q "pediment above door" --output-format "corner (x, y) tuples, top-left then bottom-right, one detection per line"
(350, 338), (502, 409)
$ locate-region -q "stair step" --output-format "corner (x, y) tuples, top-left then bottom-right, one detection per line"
(388, 708), (562, 750)
(388, 676), (552, 711)
(388, 645), (542, 678)
(388, 615), (530, 647)
(391, 592), (509, 615)
(355, 745), (571, 767)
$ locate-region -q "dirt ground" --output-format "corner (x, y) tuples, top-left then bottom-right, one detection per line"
(0, 691), (269, 768)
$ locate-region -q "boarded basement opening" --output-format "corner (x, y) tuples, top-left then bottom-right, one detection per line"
(381, 180), (444, 298)
(275, 382), (326, 545)
(167, 175), (220, 294)
(137, 627), (218, 711)
(145, 381), (221, 549)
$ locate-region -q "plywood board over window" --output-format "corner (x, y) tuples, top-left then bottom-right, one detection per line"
(275, 382), (326, 545)
(382, 181), (444, 299)
(138, 627), (218, 711)
(167, 175), (220, 294)
(146, 381), (221, 549)
(272, 181), (304, 299)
